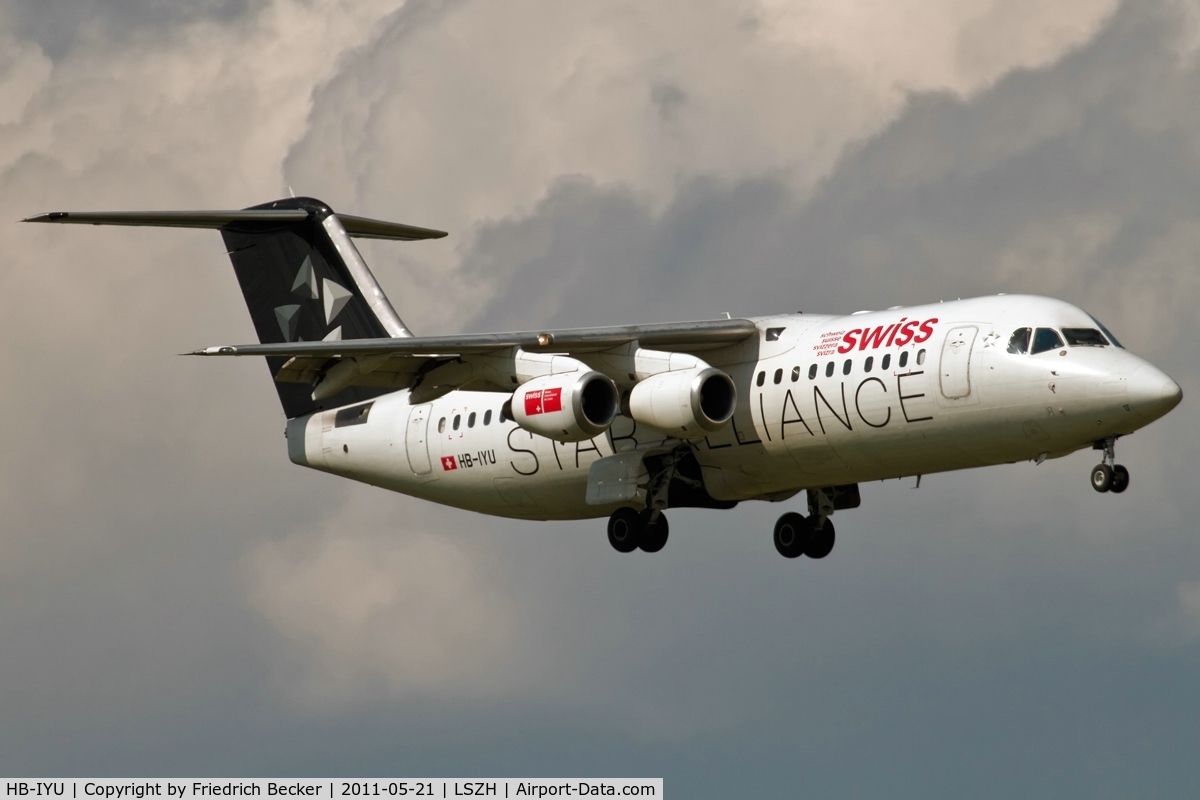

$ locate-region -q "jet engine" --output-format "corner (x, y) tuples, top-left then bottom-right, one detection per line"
(628, 367), (736, 438)
(512, 371), (620, 442)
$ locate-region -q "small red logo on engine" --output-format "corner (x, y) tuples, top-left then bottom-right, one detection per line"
(524, 388), (563, 415)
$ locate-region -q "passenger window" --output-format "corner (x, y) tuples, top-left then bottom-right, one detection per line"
(881, 354), (891, 370)
(843, 359), (852, 375)
(899, 351), (909, 368)
(1062, 328), (1107, 347)
(825, 362), (834, 378)
(773, 368), (783, 385)
(468, 412), (476, 428)
(791, 366), (800, 382)
(1031, 328), (1065, 354)
(1007, 328), (1031, 354)
(917, 349), (926, 365)
(438, 417), (446, 434)
(808, 364), (817, 380)
(756, 371), (765, 387)
(452, 415), (461, 430)
(864, 356), (873, 373)
(484, 410), (492, 426)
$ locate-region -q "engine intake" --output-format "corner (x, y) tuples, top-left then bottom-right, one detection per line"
(512, 371), (619, 442)
(628, 367), (736, 438)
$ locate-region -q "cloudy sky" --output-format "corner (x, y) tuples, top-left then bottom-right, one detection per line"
(2, 0), (1199, 794)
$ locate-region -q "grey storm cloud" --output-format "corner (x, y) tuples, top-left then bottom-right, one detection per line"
(458, 1), (1200, 343)
(1, 0), (1199, 796)
(3, 0), (251, 60)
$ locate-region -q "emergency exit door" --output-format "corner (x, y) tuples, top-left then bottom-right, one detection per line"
(405, 403), (432, 475)
(939, 326), (978, 400)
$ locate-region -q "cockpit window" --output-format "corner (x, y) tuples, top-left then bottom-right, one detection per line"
(1007, 328), (1031, 354)
(1087, 313), (1124, 348)
(1062, 328), (1108, 347)
(1031, 328), (1065, 354)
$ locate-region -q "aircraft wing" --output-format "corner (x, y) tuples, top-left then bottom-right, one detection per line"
(191, 318), (757, 357)
(190, 318), (760, 401)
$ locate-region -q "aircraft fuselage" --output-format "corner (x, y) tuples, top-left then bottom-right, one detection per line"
(287, 294), (1180, 520)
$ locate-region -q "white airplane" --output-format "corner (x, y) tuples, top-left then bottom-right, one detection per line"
(26, 197), (1183, 558)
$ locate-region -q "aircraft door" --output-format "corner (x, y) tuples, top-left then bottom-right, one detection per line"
(939, 325), (978, 400)
(405, 403), (433, 475)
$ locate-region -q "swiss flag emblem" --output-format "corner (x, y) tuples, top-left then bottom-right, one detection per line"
(524, 387), (563, 416)
(440, 455), (457, 471)
(524, 390), (544, 415)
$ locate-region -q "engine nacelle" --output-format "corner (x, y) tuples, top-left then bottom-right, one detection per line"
(628, 367), (736, 438)
(512, 371), (619, 442)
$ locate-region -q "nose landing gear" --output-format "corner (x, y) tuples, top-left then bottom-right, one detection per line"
(1091, 438), (1130, 494)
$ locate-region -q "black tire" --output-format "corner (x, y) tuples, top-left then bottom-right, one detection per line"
(1109, 464), (1130, 494)
(806, 519), (836, 560)
(1091, 464), (1113, 493)
(639, 512), (669, 553)
(773, 512), (810, 559)
(607, 507), (642, 553)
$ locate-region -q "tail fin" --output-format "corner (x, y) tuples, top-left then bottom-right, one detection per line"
(25, 196), (446, 418)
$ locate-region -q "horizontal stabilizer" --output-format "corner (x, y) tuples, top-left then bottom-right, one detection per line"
(338, 214), (448, 241)
(23, 208), (447, 241)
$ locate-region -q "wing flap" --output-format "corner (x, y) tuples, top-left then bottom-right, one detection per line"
(273, 355), (424, 389)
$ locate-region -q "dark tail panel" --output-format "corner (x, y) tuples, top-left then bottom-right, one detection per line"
(220, 197), (403, 418)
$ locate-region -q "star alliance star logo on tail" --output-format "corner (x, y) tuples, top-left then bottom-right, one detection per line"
(271, 253), (354, 342)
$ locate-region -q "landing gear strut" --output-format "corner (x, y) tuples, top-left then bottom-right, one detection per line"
(1091, 438), (1130, 494)
(605, 448), (685, 553)
(772, 488), (838, 560)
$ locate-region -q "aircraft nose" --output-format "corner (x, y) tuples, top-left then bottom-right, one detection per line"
(1127, 364), (1183, 422)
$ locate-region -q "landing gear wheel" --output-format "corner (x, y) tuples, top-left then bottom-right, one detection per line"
(806, 519), (836, 560)
(639, 512), (669, 553)
(773, 512), (810, 559)
(1090, 464), (1113, 493)
(607, 507), (642, 553)
(1091, 438), (1128, 494)
(1109, 464), (1130, 494)
(1089, 462), (1113, 494)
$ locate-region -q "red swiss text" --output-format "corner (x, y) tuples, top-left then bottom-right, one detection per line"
(838, 317), (938, 354)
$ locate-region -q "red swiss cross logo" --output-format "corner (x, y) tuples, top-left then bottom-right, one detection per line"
(524, 387), (563, 416)
(440, 455), (457, 471)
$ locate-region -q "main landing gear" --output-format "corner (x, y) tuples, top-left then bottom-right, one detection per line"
(1091, 438), (1130, 494)
(606, 449), (679, 553)
(773, 487), (837, 560)
(605, 481), (856, 558)
(607, 507), (669, 553)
